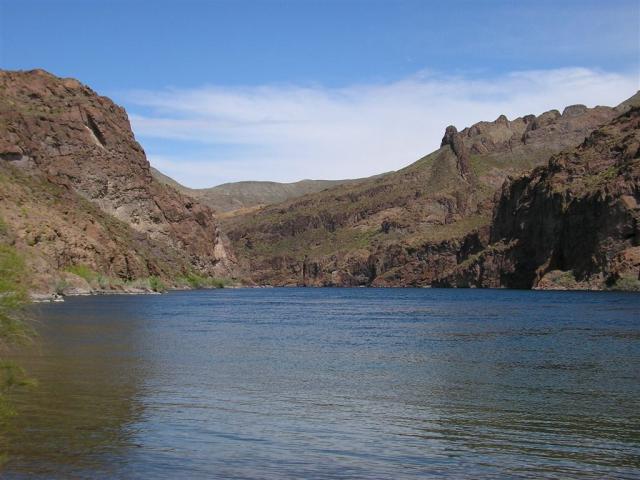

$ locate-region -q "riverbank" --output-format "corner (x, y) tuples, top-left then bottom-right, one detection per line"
(28, 269), (239, 302)
(30, 289), (162, 303)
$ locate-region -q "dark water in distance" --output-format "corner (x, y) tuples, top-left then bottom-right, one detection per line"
(3, 288), (640, 479)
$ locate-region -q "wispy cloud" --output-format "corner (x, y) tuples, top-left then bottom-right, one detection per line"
(124, 67), (639, 188)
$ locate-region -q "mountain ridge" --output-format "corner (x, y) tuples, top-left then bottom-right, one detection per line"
(150, 166), (378, 213)
(223, 93), (636, 288)
(1, 68), (637, 293)
(436, 103), (640, 290)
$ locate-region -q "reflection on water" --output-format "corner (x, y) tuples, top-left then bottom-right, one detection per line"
(2, 288), (640, 479)
(2, 299), (147, 478)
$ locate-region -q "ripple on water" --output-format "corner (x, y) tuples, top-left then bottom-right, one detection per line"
(3, 288), (640, 479)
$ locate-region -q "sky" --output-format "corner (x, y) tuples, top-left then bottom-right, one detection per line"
(1, 0), (639, 187)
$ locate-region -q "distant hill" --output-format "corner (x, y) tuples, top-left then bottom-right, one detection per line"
(150, 167), (373, 213)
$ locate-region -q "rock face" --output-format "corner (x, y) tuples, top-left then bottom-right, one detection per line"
(225, 98), (626, 287)
(0, 69), (236, 292)
(437, 105), (640, 290)
(459, 105), (616, 156)
(441, 125), (472, 179)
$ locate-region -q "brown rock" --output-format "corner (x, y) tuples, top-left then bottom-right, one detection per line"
(441, 125), (472, 179)
(0, 69), (239, 292)
(438, 106), (640, 290)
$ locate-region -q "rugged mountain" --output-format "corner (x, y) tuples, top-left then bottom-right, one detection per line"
(2, 68), (635, 292)
(150, 166), (369, 214)
(437, 104), (640, 290)
(0, 69), (236, 294)
(224, 97), (629, 287)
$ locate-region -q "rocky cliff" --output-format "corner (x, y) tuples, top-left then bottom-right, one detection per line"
(225, 98), (625, 287)
(0, 69), (236, 294)
(436, 103), (640, 290)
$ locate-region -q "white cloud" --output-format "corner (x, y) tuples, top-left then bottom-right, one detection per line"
(125, 67), (639, 188)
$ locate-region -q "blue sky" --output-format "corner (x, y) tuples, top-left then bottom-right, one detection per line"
(1, 0), (639, 187)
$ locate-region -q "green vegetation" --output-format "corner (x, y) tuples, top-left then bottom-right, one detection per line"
(407, 214), (490, 246)
(148, 276), (166, 293)
(54, 278), (69, 296)
(65, 264), (99, 283)
(240, 224), (378, 261)
(0, 245), (31, 345)
(610, 274), (640, 292)
(63, 265), (170, 293)
(61, 264), (229, 293)
(469, 149), (549, 179)
(581, 165), (620, 192)
(541, 270), (579, 289)
(0, 244), (35, 463)
(65, 264), (111, 290)
(553, 271), (578, 289)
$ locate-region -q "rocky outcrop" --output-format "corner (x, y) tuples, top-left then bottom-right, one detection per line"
(0, 69), (237, 292)
(441, 125), (472, 179)
(458, 106), (617, 157)
(437, 105), (640, 290)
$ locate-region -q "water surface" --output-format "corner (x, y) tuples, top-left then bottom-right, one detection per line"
(3, 288), (640, 479)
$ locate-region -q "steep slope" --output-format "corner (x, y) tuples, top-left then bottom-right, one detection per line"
(150, 166), (369, 213)
(149, 166), (192, 196)
(225, 99), (625, 286)
(0, 164), (194, 293)
(437, 105), (640, 290)
(0, 69), (236, 293)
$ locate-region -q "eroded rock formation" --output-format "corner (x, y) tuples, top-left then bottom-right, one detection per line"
(437, 105), (640, 290)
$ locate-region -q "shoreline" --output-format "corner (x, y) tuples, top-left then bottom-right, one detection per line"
(29, 283), (638, 302)
(30, 289), (162, 303)
(29, 283), (256, 303)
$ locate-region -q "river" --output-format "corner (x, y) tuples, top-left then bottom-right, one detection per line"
(3, 288), (639, 479)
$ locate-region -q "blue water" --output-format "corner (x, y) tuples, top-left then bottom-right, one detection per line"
(3, 288), (640, 479)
